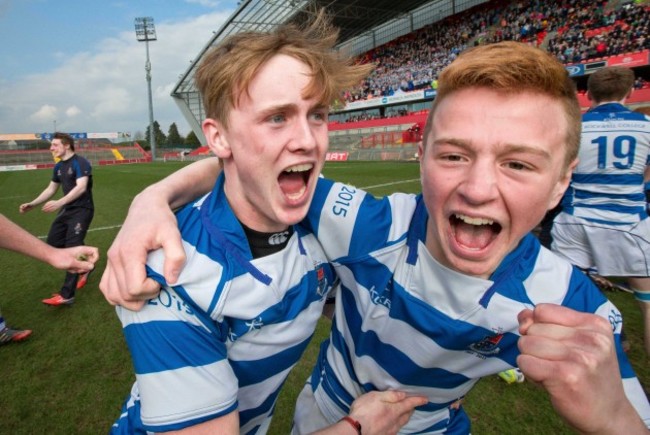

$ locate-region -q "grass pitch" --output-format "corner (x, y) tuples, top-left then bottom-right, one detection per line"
(0, 160), (646, 434)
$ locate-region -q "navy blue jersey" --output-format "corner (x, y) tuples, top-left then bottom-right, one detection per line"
(52, 154), (93, 210)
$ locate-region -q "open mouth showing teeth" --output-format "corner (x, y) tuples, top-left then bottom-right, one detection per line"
(278, 164), (313, 200)
(450, 213), (502, 250)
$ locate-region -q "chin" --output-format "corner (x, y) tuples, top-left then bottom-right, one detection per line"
(279, 207), (310, 227)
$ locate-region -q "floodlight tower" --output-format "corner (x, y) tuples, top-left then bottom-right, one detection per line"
(135, 17), (157, 160)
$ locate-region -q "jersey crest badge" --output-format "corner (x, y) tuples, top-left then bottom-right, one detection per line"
(316, 264), (328, 297)
(468, 332), (503, 358)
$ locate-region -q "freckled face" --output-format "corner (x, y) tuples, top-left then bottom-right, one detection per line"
(419, 88), (575, 278)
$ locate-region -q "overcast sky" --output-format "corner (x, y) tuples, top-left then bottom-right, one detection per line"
(0, 0), (239, 137)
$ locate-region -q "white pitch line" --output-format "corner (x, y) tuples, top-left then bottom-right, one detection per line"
(87, 224), (123, 233)
(360, 178), (420, 190)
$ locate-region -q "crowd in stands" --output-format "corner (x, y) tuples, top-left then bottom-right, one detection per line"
(342, 0), (650, 104)
(546, 1), (650, 63)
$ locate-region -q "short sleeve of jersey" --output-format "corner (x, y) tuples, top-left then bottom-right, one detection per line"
(76, 156), (92, 178)
(116, 199), (238, 432)
(51, 162), (62, 183)
(117, 285), (237, 432)
(306, 177), (417, 261)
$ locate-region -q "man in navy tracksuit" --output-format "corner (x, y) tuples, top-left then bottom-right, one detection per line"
(20, 132), (94, 306)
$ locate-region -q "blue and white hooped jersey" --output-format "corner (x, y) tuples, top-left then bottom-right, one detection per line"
(563, 103), (650, 225)
(302, 178), (650, 433)
(111, 173), (335, 434)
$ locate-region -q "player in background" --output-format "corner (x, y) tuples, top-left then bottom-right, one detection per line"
(0, 213), (98, 344)
(100, 42), (650, 433)
(551, 66), (650, 356)
(19, 132), (94, 306)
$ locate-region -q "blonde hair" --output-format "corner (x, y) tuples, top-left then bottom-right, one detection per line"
(423, 42), (581, 169)
(195, 10), (373, 129)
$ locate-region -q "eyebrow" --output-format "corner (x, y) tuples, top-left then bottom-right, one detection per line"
(432, 137), (554, 163)
(257, 103), (296, 118)
(257, 102), (328, 118)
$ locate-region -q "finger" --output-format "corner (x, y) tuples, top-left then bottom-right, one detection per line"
(530, 304), (608, 331)
(160, 234), (186, 285)
(518, 334), (573, 361)
(518, 308), (534, 335)
(109, 241), (147, 297)
(137, 277), (163, 300)
(102, 250), (121, 296)
(376, 390), (407, 403)
(516, 353), (563, 383)
(72, 262), (94, 274)
(397, 395), (428, 412)
(82, 247), (100, 263)
(119, 298), (148, 311)
(99, 263), (118, 304)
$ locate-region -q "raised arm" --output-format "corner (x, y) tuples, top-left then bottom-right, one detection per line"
(99, 157), (220, 309)
(517, 304), (650, 434)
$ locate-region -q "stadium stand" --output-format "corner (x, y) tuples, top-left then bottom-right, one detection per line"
(3, 0), (649, 167)
(321, 0), (650, 158)
(0, 142), (150, 170)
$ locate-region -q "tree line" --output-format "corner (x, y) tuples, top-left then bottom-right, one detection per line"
(137, 121), (202, 150)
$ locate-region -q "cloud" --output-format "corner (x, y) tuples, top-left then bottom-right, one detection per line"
(66, 106), (81, 118)
(30, 105), (58, 124)
(0, 10), (232, 136)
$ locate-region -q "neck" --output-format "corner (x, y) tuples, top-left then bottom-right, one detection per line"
(593, 99), (625, 108)
(241, 222), (293, 258)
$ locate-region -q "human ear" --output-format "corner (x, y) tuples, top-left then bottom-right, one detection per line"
(549, 157), (578, 209)
(202, 118), (231, 159)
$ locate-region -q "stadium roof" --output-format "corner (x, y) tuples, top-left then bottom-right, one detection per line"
(170, 0), (487, 142)
(294, 0), (436, 43)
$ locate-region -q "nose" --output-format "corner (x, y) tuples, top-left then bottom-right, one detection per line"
(290, 117), (318, 152)
(457, 160), (498, 205)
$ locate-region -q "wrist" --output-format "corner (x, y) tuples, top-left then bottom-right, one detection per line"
(137, 183), (176, 210)
(339, 416), (362, 435)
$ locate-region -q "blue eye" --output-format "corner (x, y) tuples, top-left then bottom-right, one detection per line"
(269, 114), (286, 124)
(311, 111), (328, 122)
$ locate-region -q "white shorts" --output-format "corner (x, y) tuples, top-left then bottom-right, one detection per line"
(551, 212), (650, 277)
